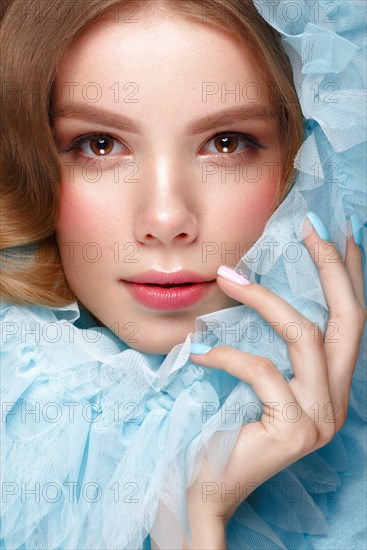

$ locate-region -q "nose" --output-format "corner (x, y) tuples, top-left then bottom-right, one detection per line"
(133, 155), (199, 247)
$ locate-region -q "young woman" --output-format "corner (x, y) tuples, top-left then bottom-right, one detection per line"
(1, 0), (366, 548)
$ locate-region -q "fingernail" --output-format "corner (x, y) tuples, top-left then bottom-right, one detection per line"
(351, 213), (363, 247)
(217, 265), (251, 286)
(190, 342), (212, 354)
(306, 212), (330, 241)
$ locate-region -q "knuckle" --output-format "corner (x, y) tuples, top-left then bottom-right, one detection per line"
(254, 357), (277, 378)
(334, 406), (348, 434)
(334, 419), (345, 434)
(317, 421), (336, 447)
(355, 304), (367, 325)
(341, 303), (367, 334)
(280, 420), (319, 458)
(293, 421), (319, 455)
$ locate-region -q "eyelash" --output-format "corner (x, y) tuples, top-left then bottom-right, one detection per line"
(203, 131), (267, 159)
(61, 131), (267, 162)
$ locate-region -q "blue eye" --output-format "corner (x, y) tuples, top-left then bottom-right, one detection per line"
(203, 132), (266, 155)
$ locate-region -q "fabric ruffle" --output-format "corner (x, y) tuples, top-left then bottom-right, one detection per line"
(1, 1), (366, 549)
(0, 301), (351, 549)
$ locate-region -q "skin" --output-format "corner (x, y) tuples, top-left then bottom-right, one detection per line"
(180, 231), (366, 549)
(51, 3), (366, 548)
(53, 4), (281, 354)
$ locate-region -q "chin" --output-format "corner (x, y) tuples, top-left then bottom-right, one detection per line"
(124, 324), (193, 355)
(117, 300), (241, 354)
(125, 339), (182, 355)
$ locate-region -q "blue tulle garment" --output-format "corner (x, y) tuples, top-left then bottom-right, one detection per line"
(1, 1), (366, 549)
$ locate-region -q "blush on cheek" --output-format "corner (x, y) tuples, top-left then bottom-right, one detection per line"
(251, 164), (281, 215)
(56, 184), (101, 238)
(252, 183), (279, 218)
(230, 173), (280, 243)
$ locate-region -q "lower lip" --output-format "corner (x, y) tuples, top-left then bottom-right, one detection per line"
(122, 281), (216, 310)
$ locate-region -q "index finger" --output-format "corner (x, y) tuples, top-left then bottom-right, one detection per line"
(214, 266), (330, 394)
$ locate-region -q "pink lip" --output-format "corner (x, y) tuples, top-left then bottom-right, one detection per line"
(120, 271), (216, 310)
(123, 270), (214, 285)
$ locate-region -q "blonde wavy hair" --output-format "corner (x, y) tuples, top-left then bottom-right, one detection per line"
(0, 0), (304, 306)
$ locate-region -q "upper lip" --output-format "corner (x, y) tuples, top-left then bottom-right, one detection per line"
(122, 270), (216, 285)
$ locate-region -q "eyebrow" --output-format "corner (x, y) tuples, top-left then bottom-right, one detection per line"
(52, 103), (276, 135)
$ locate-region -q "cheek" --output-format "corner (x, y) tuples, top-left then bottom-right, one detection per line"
(249, 176), (279, 219)
(217, 164), (280, 240)
(55, 183), (118, 289)
(56, 183), (111, 243)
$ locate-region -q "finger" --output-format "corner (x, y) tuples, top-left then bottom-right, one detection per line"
(302, 217), (365, 431)
(189, 347), (319, 447)
(215, 271), (312, 342)
(214, 272), (328, 391)
(302, 217), (361, 316)
(345, 236), (366, 310)
(214, 264), (333, 424)
(190, 346), (297, 408)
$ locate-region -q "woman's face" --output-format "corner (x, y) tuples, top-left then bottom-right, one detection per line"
(53, 5), (281, 354)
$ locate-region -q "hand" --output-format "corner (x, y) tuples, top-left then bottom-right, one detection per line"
(186, 225), (366, 539)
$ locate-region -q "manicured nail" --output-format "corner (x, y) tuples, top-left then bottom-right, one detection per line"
(351, 213), (363, 247)
(217, 265), (251, 286)
(190, 342), (212, 355)
(306, 212), (330, 241)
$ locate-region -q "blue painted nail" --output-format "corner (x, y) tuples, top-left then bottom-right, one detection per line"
(190, 342), (212, 355)
(351, 213), (363, 247)
(307, 212), (330, 241)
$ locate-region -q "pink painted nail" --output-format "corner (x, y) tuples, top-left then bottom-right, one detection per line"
(217, 266), (251, 285)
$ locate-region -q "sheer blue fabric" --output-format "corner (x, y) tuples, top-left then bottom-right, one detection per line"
(1, 1), (366, 548)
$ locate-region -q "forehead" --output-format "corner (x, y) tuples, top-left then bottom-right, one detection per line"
(54, 7), (271, 111)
